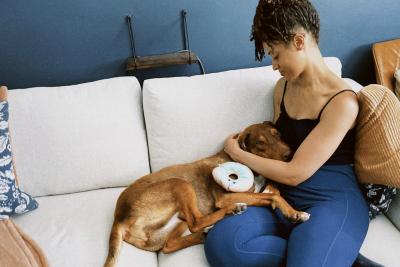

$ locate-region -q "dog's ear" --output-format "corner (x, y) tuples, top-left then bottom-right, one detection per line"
(263, 121), (275, 127)
(270, 128), (281, 137)
(238, 133), (250, 151)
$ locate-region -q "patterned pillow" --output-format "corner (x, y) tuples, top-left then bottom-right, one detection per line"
(360, 183), (397, 219)
(355, 84), (400, 187)
(0, 86), (38, 220)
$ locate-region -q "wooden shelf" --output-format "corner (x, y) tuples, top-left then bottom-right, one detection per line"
(126, 50), (200, 71)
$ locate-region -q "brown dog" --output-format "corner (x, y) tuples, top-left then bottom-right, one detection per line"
(104, 121), (310, 267)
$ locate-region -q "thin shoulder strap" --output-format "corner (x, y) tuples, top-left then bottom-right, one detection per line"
(280, 81), (288, 113)
(317, 89), (357, 120)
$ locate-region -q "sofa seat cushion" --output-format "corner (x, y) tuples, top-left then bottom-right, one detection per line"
(360, 215), (400, 266)
(158, 214), (400, 267)
(8, 77), (150, 197)
(158, 245), (208, 267)
(13, 187), (157, 267)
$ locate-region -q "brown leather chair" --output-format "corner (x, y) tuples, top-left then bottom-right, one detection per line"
(372, 39), (400, 92)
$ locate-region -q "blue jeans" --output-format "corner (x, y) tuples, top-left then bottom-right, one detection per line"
(204, 165), (369, 267)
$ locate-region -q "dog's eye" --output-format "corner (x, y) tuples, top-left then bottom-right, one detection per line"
(256, 135), (268, 146)
(256, 141), (264, 146)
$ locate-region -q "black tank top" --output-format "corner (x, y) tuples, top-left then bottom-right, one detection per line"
(275, 81), (356, 165)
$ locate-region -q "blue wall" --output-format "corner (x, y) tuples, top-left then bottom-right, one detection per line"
(0, 0), (399, 89)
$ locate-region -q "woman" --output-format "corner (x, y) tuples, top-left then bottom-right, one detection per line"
(204, 0), (369, 266)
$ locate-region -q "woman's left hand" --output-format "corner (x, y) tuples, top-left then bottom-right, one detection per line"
(224, 133), (242, 161)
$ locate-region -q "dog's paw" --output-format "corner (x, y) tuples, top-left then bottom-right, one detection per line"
(203, 225), (214, 233)
(298, 211), (310, 222)
(289, 211), (310, 223)
(232, 202), (247, 215)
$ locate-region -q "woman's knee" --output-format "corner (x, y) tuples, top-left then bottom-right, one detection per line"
(205, 233), (286, 267)
(204, 207), (289, 267)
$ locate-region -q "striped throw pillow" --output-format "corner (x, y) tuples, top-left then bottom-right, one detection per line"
(355, 84), (400, 187)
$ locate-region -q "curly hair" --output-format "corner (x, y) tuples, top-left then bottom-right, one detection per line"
(251, 0), (320, 61)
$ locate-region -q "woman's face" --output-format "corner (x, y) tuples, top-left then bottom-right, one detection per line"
(263, 40), (306, 81)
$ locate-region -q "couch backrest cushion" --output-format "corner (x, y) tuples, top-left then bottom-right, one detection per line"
(143, 57), (342, 172)
(8, 77), (150, 197)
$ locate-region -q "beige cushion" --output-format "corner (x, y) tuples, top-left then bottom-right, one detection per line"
(355, 84), (400, 187)
(8, 77), (150, 197)
(14, 188), (158, 267)
(360, 215), (400, 267)
(158, 245), (208, 267)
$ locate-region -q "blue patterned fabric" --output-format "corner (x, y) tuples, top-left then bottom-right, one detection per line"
(0, 101), (38, 220)
(360, 183), (397, 220)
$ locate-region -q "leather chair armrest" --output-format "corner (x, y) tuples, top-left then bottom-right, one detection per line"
(372, 39), (400, 92)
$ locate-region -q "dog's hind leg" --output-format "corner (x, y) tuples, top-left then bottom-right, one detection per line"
(170, 178), (239, 233)
(161, 221), (205, 254)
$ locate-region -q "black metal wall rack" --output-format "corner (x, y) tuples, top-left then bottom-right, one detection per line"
(126, 10), (205, 75)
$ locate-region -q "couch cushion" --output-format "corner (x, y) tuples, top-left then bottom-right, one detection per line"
(14, 187), (157, 267)
(158, 245), (208, 267)
(143, 57), (341, 172)
(355, 84), (400, 187)
(8, 77), (150, 197)
(157, 214), (400, 267)
(360, 215), (400, 267)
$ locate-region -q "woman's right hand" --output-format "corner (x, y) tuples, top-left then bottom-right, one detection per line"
(224, 133), (242, 161)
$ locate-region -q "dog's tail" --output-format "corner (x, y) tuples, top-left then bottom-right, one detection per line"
(104, 221), (124, 267)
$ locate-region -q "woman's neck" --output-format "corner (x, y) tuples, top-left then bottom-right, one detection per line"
(291, 48), (333, 91)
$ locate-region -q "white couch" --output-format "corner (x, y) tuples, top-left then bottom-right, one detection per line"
(10, 57), (400, 267)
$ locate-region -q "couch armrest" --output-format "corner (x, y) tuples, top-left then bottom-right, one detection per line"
(372, 39), (400, 92)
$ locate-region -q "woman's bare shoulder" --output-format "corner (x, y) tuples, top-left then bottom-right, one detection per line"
(320, 89), (359, 128)
(327, 77), (358, 112)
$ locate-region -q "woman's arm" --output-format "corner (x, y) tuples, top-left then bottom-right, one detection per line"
(225, 91), (358, 186)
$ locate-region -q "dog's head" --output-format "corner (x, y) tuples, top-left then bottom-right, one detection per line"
(237, 121), (292, 162)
